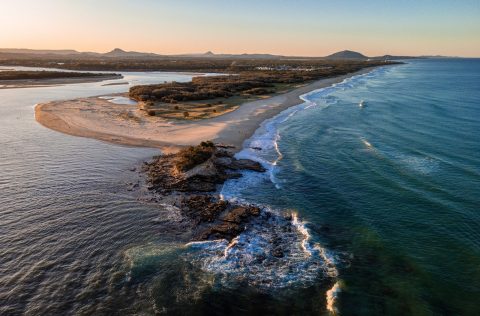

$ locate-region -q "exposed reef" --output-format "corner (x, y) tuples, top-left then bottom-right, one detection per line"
(142, 141), (265, 241)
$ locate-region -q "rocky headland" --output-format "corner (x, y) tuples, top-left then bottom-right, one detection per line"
(142, 141), (266, 241)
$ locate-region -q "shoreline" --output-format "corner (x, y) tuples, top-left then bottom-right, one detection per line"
(35, 67), (378, 153)
(1, 74), (123, 89)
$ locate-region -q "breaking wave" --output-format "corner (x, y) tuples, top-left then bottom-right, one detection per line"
(185, 209), (338, 290)
(185, 68), (387, 309)
(221, 66), (388, 195)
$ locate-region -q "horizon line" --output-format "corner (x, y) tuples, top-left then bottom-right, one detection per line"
(0, 47), (474, 59)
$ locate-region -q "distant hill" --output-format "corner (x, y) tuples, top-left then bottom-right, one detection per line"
(0, 48), (418, 61)
(325, 50), (368, 60)
(103, 48), (162, 58)
(174, 51), (285, 59)
(0, 48), (163, 59)
(0, 48), (82, 55)
(326, 50), (419, 61)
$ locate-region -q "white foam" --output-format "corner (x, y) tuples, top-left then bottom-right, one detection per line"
(398, 154), (440, 174)
(361, 137), (374, 150)
(191, 66), (387, 303)
(221, 66), (388, 200)
(326, 281), (341, 314)
(185, 209), (338, 290)
(362, 141), (440, 175)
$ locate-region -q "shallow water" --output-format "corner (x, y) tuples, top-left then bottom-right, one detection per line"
(1, 60), (479, 315)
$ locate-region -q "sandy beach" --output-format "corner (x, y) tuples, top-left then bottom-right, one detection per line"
(35, 68), (376, 152)
(0, 74), (122, 89)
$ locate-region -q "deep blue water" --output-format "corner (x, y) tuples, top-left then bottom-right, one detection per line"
(223, 58), (480, 315)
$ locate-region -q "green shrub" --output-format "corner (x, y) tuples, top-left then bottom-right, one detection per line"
(126, 59), (396, 104)
(200, 141), (214, 148)
(175, 142), (216, 171)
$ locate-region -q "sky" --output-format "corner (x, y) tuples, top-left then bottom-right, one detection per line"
(1, 0), (479, 57)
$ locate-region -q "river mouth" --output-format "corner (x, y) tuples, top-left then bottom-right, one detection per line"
(0, 66), (341, 315)
(2, 59), (480, 315)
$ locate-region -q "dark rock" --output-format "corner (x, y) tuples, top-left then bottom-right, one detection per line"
(144, 143), (265, 194)
(226, 172), (242, 179)
(182, 195), (228, 222)
(180, 178), (218, 192)
(202, 222), (245, 241)
(272, 248), (284, 258)
(223, 205), (260, 223)
(212, 156), (233, 167)
(184, 160), (218, 178)
(214, 150), (233, 158)
(215, 143), (236, 149)
(198, 204), (261, 241)
(229, 159), (265, 172)
(140, 142), (266, 242)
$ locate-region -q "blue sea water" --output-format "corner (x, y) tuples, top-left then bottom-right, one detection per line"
(219, 58), (480, 315)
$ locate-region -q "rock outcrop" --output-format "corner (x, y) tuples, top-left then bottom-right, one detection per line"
(179, 194), (261, 241)
(143, 142), (265, 241)
(144, 141), (264, 193)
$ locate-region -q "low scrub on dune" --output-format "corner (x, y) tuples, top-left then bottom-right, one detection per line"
(128, 59), (394, 104)
(175, 141), (216, 172)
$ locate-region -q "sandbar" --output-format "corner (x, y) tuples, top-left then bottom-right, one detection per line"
(35, 68), (376, 152)
(1, 74), (122, 89)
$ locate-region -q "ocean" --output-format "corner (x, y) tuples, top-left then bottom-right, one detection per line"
(1, 59), (479, 315)
(220, 58), (480, 315)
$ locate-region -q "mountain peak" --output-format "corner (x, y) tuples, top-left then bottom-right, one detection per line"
(326, 50), (367, 60)
(103, 48), (162, 58)
(109, 48), (126, 54)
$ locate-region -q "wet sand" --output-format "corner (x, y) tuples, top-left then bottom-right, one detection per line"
(1, 75), (122, 89)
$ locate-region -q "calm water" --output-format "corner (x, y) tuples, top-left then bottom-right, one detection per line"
(0, 70), (195, 315)
(1, 60), (479, 315)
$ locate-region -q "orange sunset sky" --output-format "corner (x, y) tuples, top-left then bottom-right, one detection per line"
(1, 0), (479, 57)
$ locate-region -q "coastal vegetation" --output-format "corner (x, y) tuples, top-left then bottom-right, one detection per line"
(0, 57), (396, 73)
(175, 141), (216, 172)
(128, 59), (395, 119)
(0, 57), (397, 120)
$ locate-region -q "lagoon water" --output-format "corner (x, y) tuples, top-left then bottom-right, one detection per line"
(1, 59), (479, 315)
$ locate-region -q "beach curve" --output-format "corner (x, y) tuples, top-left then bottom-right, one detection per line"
(35, 67), (377, 152)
